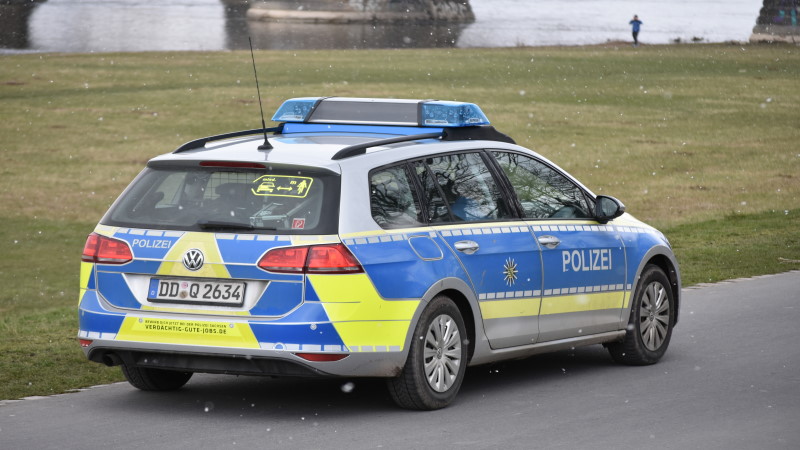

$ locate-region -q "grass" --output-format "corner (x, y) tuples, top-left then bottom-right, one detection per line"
(670, 209), (800, 285)
(1, 43), (799, 400)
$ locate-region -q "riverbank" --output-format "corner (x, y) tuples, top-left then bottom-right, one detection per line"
(2, 0), (763, 53)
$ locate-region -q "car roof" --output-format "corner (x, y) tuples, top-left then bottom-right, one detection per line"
(151, 129), (526, 174)
(145, 96), (599, 213)
(148, 97), (526, 174)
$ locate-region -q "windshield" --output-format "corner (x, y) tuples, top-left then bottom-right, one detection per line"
(102, 165), (339, 234)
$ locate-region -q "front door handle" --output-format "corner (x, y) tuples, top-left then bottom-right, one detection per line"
(537, 235), (561, 249)
(454, 240), (479, 255)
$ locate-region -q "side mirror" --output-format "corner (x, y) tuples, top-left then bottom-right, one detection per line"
(595, 196), (626, 224)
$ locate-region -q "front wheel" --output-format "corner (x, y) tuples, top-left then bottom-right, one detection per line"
(387, 295), (468, 410)
(607, 265), (675, 365)
(121, 365), (193, 391)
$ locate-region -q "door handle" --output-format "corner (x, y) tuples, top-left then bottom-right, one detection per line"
(537, 235), (561, 249)
(454, 240), (479, 255)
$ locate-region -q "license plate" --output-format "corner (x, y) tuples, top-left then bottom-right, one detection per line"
(148, 278), (246, 307)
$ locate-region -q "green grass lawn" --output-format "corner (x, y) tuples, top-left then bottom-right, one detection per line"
(1, 43), (798, 400)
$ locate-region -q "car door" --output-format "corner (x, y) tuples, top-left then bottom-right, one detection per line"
(412, 152), (543, 349)
(491, 151), (627, 342)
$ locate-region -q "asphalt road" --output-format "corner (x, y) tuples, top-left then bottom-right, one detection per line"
(2, 271), (799, 449)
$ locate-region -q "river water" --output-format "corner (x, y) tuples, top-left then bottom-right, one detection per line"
(2, 0), (764, 53)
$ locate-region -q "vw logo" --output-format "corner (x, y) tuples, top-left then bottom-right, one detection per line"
(182, 249), (204, 271)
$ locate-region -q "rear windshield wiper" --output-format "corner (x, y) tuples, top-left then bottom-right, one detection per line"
(196, 220), (262, 231)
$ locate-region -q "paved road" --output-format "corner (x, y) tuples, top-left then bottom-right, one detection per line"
(2, 271), (799, 449)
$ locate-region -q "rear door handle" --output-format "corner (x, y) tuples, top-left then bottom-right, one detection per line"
(454, 240), (479, 255)
(537, 235), (561, 249)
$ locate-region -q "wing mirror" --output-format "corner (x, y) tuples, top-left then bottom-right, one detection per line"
(595, 196), (625, 224)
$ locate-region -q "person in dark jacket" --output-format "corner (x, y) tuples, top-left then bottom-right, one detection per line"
(629, 15), (643, 46)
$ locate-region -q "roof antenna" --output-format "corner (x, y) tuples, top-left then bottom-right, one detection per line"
(248, 36), (272, 150)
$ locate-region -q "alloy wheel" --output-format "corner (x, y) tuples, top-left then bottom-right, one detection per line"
(423, 314), (462, 392)
(639, 281), (670, 351)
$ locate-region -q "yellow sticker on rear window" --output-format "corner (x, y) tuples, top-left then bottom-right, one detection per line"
(251, 175), (313, 198)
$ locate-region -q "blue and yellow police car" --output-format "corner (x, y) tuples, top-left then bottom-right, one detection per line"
(78, 97), (681, 410)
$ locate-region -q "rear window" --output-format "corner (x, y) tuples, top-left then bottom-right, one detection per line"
(102, 165), (340, 234)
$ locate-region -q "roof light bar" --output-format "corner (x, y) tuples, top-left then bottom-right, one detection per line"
(271, 97), (491, 128)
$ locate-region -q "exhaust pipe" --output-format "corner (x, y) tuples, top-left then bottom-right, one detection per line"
(101, 352), (123, 367)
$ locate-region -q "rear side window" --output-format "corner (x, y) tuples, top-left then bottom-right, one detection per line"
(411, 160), (450, 224)
(422, 153), (513, 222)
(103, 166), (339, 234)
(370, 152), (515, 229)
(370, 165), (424, 229)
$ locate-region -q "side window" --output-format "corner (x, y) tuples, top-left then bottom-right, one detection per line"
(492, 151), (592, 219)
(370, 165), (424, 229)
(422, 152), (513, 222)
(412, 160), (450, 223)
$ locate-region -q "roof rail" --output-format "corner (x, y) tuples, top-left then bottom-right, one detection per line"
(330, 125), (515, 160)
(174, 125), (284, 153)
(443, 125), (515, 144)
(332, 132), (442, 160)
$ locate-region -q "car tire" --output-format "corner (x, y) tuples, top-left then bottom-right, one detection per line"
(121, 365), (193, 391)
(607, 265), (675, 365)
(387, 295), (468, 410)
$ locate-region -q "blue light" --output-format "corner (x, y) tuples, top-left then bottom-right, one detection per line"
(420, 101), (490, 127)
(271, 98), (320, 122)
(271, 97), (491, 128)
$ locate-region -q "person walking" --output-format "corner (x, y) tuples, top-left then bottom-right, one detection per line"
(629, 15), (643, 47)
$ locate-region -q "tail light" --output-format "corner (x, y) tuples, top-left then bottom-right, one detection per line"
(258, 244), (362, 274)
(306, 245), (363, 273)
(82, 233), (133, 264)
(257, 246), (308, 273)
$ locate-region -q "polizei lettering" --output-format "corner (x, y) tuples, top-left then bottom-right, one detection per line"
(131, 238), (172, 249)
(562, 249), (612, 272)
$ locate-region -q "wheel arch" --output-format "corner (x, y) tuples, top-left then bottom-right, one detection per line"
(412, 278), (479, 363)
(633, 247), (682, 325)
(436, 288), (476, 362)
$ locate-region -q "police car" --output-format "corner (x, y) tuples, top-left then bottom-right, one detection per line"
(79, 97), (681, 410)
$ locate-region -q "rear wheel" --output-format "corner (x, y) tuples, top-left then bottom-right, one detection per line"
(121, 365), (193, 391)
(608, 265), (674, 365)
(387, 295), (468, 410)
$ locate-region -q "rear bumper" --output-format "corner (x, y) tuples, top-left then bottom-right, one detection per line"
(87, 346), (326, 377)
(80, 333), (408, 379)
(78, 291), (410, 378)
